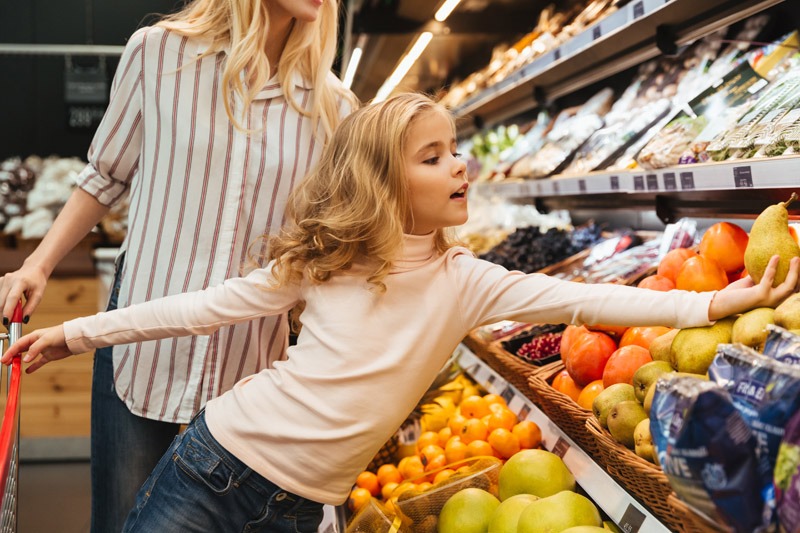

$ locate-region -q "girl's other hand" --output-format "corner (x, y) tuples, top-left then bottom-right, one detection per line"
(1, 326), (72, 374)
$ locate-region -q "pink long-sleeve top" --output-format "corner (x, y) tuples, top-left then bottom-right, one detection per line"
(64, 233), (714, 504)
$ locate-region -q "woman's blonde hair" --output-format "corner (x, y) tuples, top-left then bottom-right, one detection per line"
(157, 0), (353, 138)
(266, 93), (459, 291)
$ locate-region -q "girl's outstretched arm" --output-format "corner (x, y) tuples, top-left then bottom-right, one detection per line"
(1, 325), (70, 374)
(708, 255), (800, 321)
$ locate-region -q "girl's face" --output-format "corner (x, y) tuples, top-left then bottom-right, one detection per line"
(266, 0), (325, 23)
(404, 110), (469, 235)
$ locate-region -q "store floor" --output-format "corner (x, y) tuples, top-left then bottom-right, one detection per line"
(18, 460), (91, 532)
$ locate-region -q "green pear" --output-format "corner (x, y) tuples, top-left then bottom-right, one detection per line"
(634, 418), (655, 463)
(643, 383), (656, 416)
(592, 383), (635, 428)
(775, 293), (800, 331)
(649, 329), (678, 362)
(744, 192), (800, 286)
(670, 317), (736, 374)
(603, 521), (623, 532)
(607, 400), (648, 449)
(732, 307), (775, 350)
(632, 361), (674, 402)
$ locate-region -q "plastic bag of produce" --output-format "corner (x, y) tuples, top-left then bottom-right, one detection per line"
(635, 113), (709, 169)
(650, 376), (765, 533)
(763, 325), (800, 366)
(775, 409), (800, 532)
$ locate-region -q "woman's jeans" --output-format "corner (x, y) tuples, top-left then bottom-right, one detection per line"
(91, 255), (181, 533)
(122, 411), (325, 532)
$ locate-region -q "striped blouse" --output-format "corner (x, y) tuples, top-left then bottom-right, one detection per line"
(76, 25), (353, 423)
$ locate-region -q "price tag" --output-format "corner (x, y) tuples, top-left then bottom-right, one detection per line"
(663, 172), (677, 190)
(633, 175), (645, 191)
(398, 418), (421, 445)
(553, 181), (560, 194)
(646, 174), (658, 191)
(618, 504), (646, 533)
(733, 166), (754, 187)
(500, 385), (515, 404)
(536, 182), (543, 195)
(592, 26), (601, 40)
(552, 437), (570, 458)
(554, 48), (561, 61)
(610, 175), (620, 191)
(517, 403), (531, 420)
(632, 1), (644, 18)
(486, 374), (497, 388)
(578, 179), (587, 193)
(680, 171), (695, 190)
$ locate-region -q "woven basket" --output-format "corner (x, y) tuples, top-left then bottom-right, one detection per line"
(667, 493), (726, 533)
(484, 343), (540, 395)
(585, 416), (682, 531)
(526, 361), (602, 461)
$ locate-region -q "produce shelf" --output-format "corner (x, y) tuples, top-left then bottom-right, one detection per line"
(456, 344), (671, 533)
(453, 0), (785, 135)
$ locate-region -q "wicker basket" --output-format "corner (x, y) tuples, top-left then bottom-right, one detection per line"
(526, 361), (602, 461)
(483, 343), (540, 395)
(667, 493), (726, 533)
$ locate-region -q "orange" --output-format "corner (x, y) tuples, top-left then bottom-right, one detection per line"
(381, 481), (399, 500)
(416, 431), (441, 452)
(348, 487), (372, 512)
(576, 379), (604, 410)
(460, 395), (491, 419)
(460, 418), (489, 444)
(511, 420), (542, 449)
(482, 393), (507, 408)
(444, 438), (469, 465)
(417, 482), (433, 491)
(551, 369), (583, 402)
(391, 481), (415, 499)
(437, 426), (452, 446)
(423, 453), (447, 473)
(488, 428), (521, 459)
(376, 464), (403, 487)
(486, 407), (518, 432)
(433, 468), (455, 485)
(397, 455), (425, 481)
(448, 414), (468, 436)
(419, 445), (445, 468)
(466, 439), (494, 458)
(355, 471), (380, 496)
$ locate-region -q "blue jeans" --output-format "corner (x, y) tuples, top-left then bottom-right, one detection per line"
(122, 411), (325, 532)
(91, 255), (182, 533)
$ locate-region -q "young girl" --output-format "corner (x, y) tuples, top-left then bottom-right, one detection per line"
(0, 0), (356, 530)
(3, 93), (798, 532)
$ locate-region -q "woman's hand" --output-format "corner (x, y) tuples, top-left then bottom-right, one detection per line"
(708, 255), (800, 321)
(1, 325), (73, 374)
(0, 264), (49, 325)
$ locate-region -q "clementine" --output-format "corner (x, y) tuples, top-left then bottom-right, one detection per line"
(444, 438), (469, 465)
(551, 369), (583, 402)
(460, 417), (489, 444)
(460, 395), (491, 419)
(488, 428), (522, 459)
(437, 426), (453, 446)
(348, 487), (372, 512)
(486, 407), (518, 432)
(356, 471), (380, 496)
(698, 222), (748, 273)
(433, 468), (456, 485)
(419, 444), (445, 470)
(657, 248), (698, 283)
(376, 463), (403, 486)
(416, 431), (441, 452)
(675, 255), (728, 292)
(619, 326), (671, 350)
(482, 393), (508, 408)
(563, 330), (617, 386)
(576, 379), (605, 410)
(381, 481), (399, 500)
(511, 420), (542, 449)
(637, 274), (675, 291)
(602, 345), (653, 387)
(466, 439), (494, 458)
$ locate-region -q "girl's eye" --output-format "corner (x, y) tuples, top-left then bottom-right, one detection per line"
(423, 156), (440, 165)
(453, 152), (462, 158)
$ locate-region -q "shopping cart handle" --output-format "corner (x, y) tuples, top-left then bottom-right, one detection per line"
(10, 302), (22, 325)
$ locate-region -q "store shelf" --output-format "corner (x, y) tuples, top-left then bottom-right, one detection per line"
(452, 0), (785, 134)
(456, 344), (670, 533)
(472, 156), (800, 222)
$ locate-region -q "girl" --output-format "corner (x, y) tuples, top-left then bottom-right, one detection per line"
(3, 93), (798, 532)
(0, 0), (356, 530)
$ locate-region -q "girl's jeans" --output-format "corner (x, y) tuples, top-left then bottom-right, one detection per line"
(122, 411), (325, 532)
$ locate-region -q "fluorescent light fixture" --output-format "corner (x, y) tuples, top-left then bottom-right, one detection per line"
(374, 32), (433, 102)
(434, 0), (461, 22)
(342, 46), (362, 89)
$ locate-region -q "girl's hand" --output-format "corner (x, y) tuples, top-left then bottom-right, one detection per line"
(1, 326), (72, 374)
(708, 255), (800, 321)
(0, 264), (48, 325)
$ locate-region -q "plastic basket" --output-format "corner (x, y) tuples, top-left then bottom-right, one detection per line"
(526, 361), (602, 461)
(346, 497), (404, 533)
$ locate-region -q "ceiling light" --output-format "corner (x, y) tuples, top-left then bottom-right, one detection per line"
(342, 46), (362, 89)
(374, 32), (433, 102)
(434, 0), (462, 22)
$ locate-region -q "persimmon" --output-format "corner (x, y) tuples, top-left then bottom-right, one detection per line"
(560, 324), (589, 363)
(602, 345), (653, 387)
(619, 326), (671, 350)
(563, 330), (617, 386)
(698, 222), (749, 273)
(657, 248), (698, 283)
(637, 274), (675, 291)
(586, 324), (628, 339)
(675, 255), (728, 292)
(551, 369), (583, 402)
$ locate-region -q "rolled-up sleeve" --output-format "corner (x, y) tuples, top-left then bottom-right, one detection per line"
(75, 27), (147, 206)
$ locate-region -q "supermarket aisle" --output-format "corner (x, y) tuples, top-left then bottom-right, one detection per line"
(18, 460), (90, 532)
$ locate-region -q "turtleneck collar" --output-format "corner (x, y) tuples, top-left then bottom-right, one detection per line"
(391, 232), (437, 273)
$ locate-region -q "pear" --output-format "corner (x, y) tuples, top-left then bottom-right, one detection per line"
(634, 418), (655, 463)
(775, 293), (800, 331)
(744, 192), (800, 286)
(643, 383), (656, 415)
(649, 329), (678, 363)
(607, 401), (648, 449)
(670, 316), (736, 374)
(732, 307), (775, 350)
(592, 383), (635, 428)
(632, 361), (673, 402)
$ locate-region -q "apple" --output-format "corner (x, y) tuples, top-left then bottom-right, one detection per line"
(438, 488), (500, 533)
(498, 449), (575, 500)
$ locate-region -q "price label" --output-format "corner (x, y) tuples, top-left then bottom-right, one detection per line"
(517, 403), (531, 420)
(663, 172), (677, 190)
(733, 166), (754, 187)
(646, 174), (658, 191)
(680, 171), (695, 190)
(554, 48), (561, 61)
(619, 504), (646, 533)
(553, 181), (560, 194)
(632, 1), (644, 18)
(578, 179), (587, 193)
(633, 175), (645, 191)
(592, 26), (601, 40)
(537, 182), (543, 195)
(500, 385), (515, 404)
(610, 175), (620, 191)
(552, 437), (570, 458)
(486, 374), (497, 387)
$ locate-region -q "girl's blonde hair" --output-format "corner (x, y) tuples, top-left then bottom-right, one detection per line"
(157, 0), (353, 138)
(266, 93), (458, 291)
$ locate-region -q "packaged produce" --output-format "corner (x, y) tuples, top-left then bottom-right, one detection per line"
(636, 113), (709, 169)
(650, 376), (765, 533)
(763, 325), (800, 366)
(775, 409), (800, 532)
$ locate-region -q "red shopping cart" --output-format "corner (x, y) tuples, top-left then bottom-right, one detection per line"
(0, 303), (23, 532)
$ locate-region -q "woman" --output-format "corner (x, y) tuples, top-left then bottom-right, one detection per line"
(0, 0), (356, 530)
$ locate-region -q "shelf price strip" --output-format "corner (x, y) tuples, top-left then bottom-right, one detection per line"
(733, 166), (754, 188)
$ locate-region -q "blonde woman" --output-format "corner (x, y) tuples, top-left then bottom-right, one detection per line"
(4, 93), (799, 532)
(0, 0), (356, 531)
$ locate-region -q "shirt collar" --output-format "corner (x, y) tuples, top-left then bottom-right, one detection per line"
(391, 233), (437, 273)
